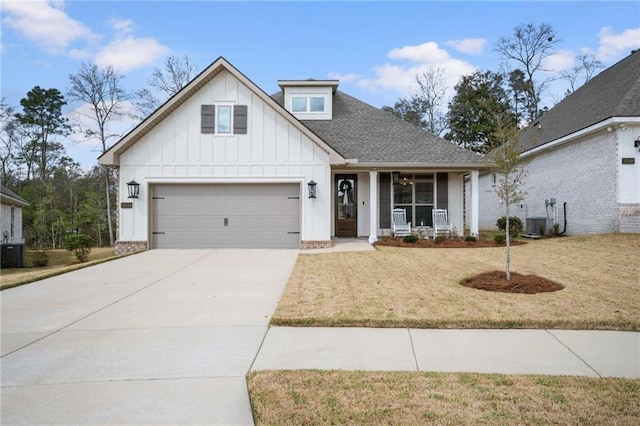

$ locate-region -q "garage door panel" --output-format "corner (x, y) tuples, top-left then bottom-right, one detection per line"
(152, 184), (300, 249)
(156, 216), (225, 232)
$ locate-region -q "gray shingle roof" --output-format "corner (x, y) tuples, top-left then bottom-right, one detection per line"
(520, 50), (640, 153)
(1, 184), (28, 207)
(272, 90), (482, 166)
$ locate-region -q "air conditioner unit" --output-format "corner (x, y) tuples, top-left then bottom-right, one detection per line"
(526, 217), (554, 236)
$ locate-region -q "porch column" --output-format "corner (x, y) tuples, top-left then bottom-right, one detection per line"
(470, 170), (479, 236)
(369, 170), (378, 243)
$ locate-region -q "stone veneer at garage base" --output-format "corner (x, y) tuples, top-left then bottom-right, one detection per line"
(114, 241), (148, 255)
(114, 240), (332, 254)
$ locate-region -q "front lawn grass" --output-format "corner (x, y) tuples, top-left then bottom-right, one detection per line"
(0, 247), (119, 290)
(272, 234), (639, 330)
(248, 371), (640, 425)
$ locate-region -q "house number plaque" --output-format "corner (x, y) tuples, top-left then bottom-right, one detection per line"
(121, 202), (133, 209)
(621, 158), (635, 165)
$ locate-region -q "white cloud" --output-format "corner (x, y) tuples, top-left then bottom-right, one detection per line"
(445, 38), (486, 55)
(0, 0), (99, 55)
(327, 72), (361, 83)
(91, 15), (170, 72)
(108, 17), (135, 37)
(597, 27), (640, 61)
(388, 41), (450, 63)
(355, 41), (476, 101)
(94, 36), (170, 73)
(1, 2), (169, 73)
(542, 50), (576, 73)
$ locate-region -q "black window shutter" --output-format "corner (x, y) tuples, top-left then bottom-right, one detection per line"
(379, 173), (391, 228)
(201, 105), (215, 134)
(233, 105), (248, 134)
(437, 172), (448, 210)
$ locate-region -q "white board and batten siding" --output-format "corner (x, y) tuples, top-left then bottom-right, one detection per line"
(118, 69), (332, 248)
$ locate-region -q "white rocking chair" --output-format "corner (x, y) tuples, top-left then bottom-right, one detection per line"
(432, 208), (453, 238)
(392, 208), (412, 237)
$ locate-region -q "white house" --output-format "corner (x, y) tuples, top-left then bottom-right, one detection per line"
(1, 184), (27, 245)
(100, 57), (487, 253)
(472, 50), (640, 235)
(1, 184), (28, 268)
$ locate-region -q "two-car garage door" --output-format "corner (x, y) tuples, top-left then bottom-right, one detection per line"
(151, 184), (300, 249)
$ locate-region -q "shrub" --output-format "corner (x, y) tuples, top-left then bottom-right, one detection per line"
(493, 234), (506, 244)
(496, 216), (523, 240)
(65, 234), (93, 263)
(403, 234), (419, 243)
(31, 250), (49, 267)
(464, 235), (477, 242)
(434, 236), (446, 244)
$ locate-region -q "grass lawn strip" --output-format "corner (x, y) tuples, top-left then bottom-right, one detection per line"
(272, 234), (640, 330)
(0, 247), (128, 290)
(248, 371), (640, 425)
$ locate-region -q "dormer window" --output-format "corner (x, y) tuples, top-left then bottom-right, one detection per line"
(310, 97), (325, 112)
(279, 79), (338, 120)
(291, 95), (326, 114)
(292, 97), (307, 112)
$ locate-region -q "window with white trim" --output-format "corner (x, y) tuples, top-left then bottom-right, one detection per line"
(216, 105), (232, 134)
(201, 104), (247, 135)
(289, 95), (326, 114)
(393, 174), (434, 227)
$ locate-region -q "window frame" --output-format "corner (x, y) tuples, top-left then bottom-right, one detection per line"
(216, 104), (233, 134)
(291, 97), (308, 112)
(288, 94), (327, 114)
(393, 174), (435, 227)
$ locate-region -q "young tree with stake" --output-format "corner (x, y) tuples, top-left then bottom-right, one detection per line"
(490, 110), (528, 280)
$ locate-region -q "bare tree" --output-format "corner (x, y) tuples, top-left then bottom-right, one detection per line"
(136, 55), (198, 116)
(413, 67), (449, 136)
(68, 63), (129, 246)
(489, 110), (528, 280)
(494, 22), (559, 122)
(560, 52), (604, 95)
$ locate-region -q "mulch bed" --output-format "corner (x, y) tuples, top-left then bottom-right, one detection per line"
(375, 238), (525, 249)
(460, 270), (565, 294)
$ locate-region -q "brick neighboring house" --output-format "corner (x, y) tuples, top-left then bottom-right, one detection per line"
(472, 50), (640, 235)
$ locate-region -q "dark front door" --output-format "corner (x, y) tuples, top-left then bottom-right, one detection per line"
(335, 174), (357, 237)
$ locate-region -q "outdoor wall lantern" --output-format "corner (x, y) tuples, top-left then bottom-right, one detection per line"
(307, 180), (317, 199)
(392, 171), (400, 184)
(635, 137), (640, 151)
(127, 180), (140, 199)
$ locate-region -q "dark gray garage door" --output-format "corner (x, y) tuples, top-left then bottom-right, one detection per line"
(151, 184), (300, 249)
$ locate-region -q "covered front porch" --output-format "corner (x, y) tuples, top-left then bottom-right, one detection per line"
(330, 169), (480, 243)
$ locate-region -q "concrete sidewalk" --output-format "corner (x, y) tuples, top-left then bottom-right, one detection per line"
(252, 327), (640, 379)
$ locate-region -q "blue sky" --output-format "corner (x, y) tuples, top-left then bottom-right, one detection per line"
(2, 1), (639, 169)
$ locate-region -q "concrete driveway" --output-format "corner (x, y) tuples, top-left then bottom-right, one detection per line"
(1, 249), (299, 425)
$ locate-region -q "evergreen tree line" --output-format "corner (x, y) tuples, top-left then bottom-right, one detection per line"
(1, 56), (195, 249)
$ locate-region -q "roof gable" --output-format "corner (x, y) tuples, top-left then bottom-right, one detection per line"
(99, 57), (344, 166)
(520, 50), (640, 153)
